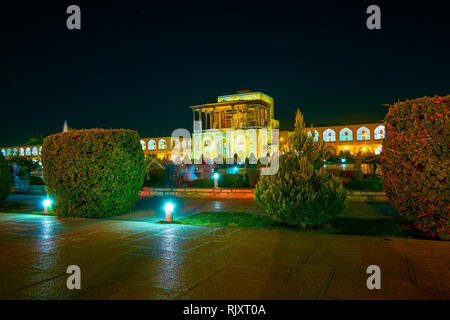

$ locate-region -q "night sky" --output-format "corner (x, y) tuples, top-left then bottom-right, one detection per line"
(2, 1), (449, 146)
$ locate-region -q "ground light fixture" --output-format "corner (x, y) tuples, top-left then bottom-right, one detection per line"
(164, 201), (174, 222)
(233, 166), (239, 173)
(341, 158), (346, 163)
(212, 172), (219, 188)
(43, 199), (52, 214)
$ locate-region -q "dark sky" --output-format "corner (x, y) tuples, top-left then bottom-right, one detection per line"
(2, 0), (449, 146)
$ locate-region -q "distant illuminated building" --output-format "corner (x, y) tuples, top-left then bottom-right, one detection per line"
(279, 123), (385, 156)
(190, 90), (279, 163)
(1, 92), (384, 161)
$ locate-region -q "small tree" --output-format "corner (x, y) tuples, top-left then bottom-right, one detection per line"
(24, 135), (44, 146)
(255, 109), (347, 227)
(0, 153), (12, 201)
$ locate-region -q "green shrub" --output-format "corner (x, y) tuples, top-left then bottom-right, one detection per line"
(363, 173), (380, 180)
(144, 168), (166, 187)
(340, 170), (363, 180)
(220, 174), (248, 188)
(325, 168), (341, 177)
(190, 178), (213, 188)
(381, 95), (449, 240)
(28, 176), (45, 185)
(246, 169), (260, 188)
(255, 109), (347, 227)
(189, 175), (249, 188)
(344, 178), (383, 191)
(0, 153), (12, 201)
(41, 129), (145, 218)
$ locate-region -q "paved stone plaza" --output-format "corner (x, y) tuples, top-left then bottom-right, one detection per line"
(0, 212), (449, 300)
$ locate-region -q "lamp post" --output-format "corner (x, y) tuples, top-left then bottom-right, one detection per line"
(164, 202), (174, 222)
(213, 172), (219, 188)
(43, 199), (51, 215)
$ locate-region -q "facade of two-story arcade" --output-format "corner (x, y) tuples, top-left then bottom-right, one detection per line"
(1, 91), (385, 162)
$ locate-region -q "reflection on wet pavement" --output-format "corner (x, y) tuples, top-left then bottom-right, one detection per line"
(0, 205), (449, 299)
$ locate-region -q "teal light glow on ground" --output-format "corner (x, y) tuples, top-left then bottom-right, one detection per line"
(0, 212), (449, 299)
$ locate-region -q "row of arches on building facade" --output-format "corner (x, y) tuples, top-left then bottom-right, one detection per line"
(2, 139), (171, 157)
(307, 125), (385, 142)
(1, 146), (41, 157)
(140, 139), (168, 151)
(324, 144), (383, 156)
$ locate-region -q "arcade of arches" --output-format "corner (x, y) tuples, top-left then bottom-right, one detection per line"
(1, 92), (384, 161)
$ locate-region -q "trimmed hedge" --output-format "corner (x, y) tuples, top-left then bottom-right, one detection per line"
(28, 176), (45, 185)
(340, 170), (363, 180)
(220, 174), (248, 188)
(188, 174), (249, 188)
(41, 129), (145, 218)
(0, 153), (12, 201)
(381, 95), (449, 239)
(190, 178), (213, 188)
(246, 169), (260, 188)
(144, 168), (166, 187)
(344, 178), (383, 191)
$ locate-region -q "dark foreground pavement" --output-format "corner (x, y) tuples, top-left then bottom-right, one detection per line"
(0, 212), (449, 300)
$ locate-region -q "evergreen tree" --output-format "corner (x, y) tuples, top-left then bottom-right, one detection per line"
(0, 153), (12, 201)
(255, 109), (347, 227)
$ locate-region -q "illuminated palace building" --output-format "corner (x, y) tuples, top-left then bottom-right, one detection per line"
(1, 91), (385, 161)
(190, 91), (279, 162)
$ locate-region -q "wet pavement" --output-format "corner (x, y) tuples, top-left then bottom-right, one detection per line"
(0, 211), (449, 300)
(5, 194), (264, 222)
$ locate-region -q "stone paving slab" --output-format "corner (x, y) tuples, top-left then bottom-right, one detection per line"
(0, 212), (449, 300)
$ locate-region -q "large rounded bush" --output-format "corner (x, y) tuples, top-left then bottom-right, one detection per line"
(381, 95), (449, 239)
(0, 153), (12, 201)
(255, 110), (347, 227)
(41, 129), (145, 217)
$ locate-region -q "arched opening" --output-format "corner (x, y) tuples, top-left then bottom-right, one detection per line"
(307, 130), (319, 142)
(203, 138), (212, 157)
(374, 125), (385, 140)
(339, 128), (353, 141)
(148, 140), (156, 150)
(158, 139), (167, 150)
(236, 134), (246, 163)
(324, 145), (337, 156)
(357, 126), (371, 141)
(323, 129), (336, 142)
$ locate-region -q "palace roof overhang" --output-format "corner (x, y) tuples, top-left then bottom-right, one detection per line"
(190, 99), (271, 111)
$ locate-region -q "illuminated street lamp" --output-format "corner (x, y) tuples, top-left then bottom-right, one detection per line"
(164, 202), (174, 222)
(43, 199), (52, 215)
(213, 172), (219, 188)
